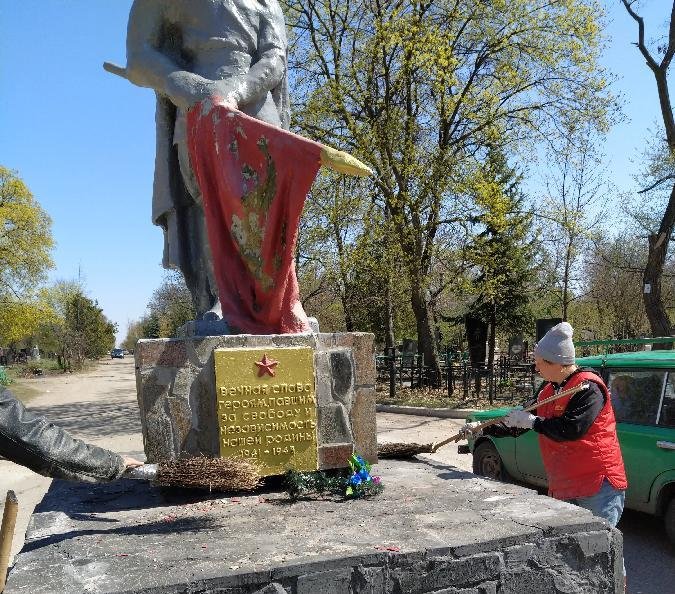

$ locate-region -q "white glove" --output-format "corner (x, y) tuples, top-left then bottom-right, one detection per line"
(458, 421), (482, 438)
(502, 410), (537, 429)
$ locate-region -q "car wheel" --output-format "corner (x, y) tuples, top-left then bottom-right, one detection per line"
(472, 441), (511, 482)
(665, 498), (675, 545)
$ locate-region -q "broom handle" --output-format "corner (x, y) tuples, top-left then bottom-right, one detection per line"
(0, 490), (18, 591)
(431, 382), (589, 453)
(122, 464), (158, 481)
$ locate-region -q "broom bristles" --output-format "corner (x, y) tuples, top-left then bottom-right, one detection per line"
(156, 456), (261, 492)
(377, 442), (434, 459)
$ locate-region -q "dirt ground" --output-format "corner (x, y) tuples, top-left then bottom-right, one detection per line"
(0, 358), (144, 559)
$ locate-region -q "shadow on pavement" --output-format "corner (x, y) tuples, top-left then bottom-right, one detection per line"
(26, 399), (142, 438)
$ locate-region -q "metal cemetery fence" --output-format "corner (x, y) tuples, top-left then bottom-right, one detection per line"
(376, 348), (537, 404)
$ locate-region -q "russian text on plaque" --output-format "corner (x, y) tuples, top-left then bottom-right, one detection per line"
(214, 347), (318, 476)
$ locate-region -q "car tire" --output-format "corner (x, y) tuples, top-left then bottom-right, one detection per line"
(472, 440), (511, 482)
(665, 498), (675, 545)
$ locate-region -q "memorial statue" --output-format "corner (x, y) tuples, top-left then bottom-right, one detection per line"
(106, 0), (369, 335)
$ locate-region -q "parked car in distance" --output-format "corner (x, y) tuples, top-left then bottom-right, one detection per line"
(110, 348), (125, 359)
(467, 348), (675, 544)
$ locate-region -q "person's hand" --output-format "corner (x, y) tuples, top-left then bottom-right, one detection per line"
(122, 456), (144, 470)
(502, 410), (537, 429)
(458, 421), (482, 439)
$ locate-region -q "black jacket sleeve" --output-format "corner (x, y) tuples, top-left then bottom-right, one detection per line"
(0, 388), (125, 482)
(483, 423), (530, 439)
(532, 382), (605, 442)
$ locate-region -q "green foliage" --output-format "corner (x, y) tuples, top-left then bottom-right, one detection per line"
(147, 272), (195, 337)
(284, 454), (383, 500)
(0, 367), (12, 386)
(35, 281), (116, 371)
(464, 149), (535, 336)
(573, 236), (653, 340)
(537, 119), (610, 319)
(285, 0), (615, 365)
(0, 167), (55, 347)
(298, 174), (414, 343)
(122, 272), (195, 346)
(0, 166), (54, 298)
(0, 297), (57, 346)
(65, 293), (117, 361)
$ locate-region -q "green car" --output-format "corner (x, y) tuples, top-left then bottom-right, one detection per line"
(467, 349), (675, 543)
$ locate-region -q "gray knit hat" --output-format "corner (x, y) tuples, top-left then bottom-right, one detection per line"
(534, 322), (575, 364)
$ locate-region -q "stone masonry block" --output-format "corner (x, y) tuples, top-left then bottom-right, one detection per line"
(351, 387), (377, 464)
(351, 565), (386, 594)
(318, 443), (354, 469)
(427, 554), (502, 589)
(504, 544), (536, 567)
(166, 396), (192, 453)
(478, 583), (498, 594)
(135, 334), (376, 470)
(393, 553), (501, 594)
(571, 531), (611, 557)
(350, 333), (376, 386)
(318, 403), (353, 444)
(329, 349), (354, 406)
(6, 459), (623, 594)
(314, 351), (334, 407)
(135, 338), (188, 369)
(296, 567), (353, 594)
(500, 569), (556, 594)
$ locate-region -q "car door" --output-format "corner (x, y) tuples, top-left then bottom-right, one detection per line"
(514, 381), (547, 485)
(514, 428), (547, 486)
(607, 369), (670, 509)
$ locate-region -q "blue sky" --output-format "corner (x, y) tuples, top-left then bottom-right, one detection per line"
(0, 1), (667, 344)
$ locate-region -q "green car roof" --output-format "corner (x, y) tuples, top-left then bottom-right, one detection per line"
(576, 350), (675, 369)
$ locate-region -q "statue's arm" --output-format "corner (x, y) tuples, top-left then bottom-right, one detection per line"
(222, 1), (287, 107)
(125, 0), (213, 109)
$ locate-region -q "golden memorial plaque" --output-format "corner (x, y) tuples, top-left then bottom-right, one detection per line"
(214, 347), (317, 476)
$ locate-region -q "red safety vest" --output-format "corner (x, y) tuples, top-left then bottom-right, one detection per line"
(537, 370), (627, 500)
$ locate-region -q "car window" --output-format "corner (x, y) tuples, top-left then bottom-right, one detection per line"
(659, 373), (675, 429)
(608, 370), (665, 425)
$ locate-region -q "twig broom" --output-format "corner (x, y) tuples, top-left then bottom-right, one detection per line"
(123, 456), (261, 492)
(377, 382), (589, 459)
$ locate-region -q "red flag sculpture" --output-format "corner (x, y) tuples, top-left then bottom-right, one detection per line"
(187, 100), (322, 334)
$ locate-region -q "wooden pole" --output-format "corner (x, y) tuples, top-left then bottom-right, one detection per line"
(0, 490), (18, 592)
(431, 382), (589, 453)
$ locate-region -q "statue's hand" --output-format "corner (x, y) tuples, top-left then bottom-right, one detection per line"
(211, 79), (242, 109)
(165, 71), (215, 110)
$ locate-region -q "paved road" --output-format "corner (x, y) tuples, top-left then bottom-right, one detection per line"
(381, 411), (675, 594)
(0, 358), (143, 559)
(2, 362), (673, 592)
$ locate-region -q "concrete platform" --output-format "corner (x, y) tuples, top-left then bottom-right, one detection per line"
(5, 459), (623, 593)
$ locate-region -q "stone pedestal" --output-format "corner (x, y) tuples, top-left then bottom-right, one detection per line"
(134, 332), (377, 470)
(5, 460), (624, 593)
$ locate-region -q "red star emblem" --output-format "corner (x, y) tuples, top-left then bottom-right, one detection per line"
(255, 353), (279, 377)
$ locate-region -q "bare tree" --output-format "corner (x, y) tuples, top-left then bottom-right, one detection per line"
(538, 121), (610, 320)
(621, 0), (675, 341)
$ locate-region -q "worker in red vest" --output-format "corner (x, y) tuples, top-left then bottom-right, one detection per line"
(466, 321), (628, 527)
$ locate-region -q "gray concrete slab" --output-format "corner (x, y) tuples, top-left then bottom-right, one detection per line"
(5, 459), (619, 593)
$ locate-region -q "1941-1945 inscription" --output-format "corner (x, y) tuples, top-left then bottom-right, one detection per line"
(214, 347), (318, 476)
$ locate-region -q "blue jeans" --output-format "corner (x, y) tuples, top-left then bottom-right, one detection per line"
(565, 478), (626, 527)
